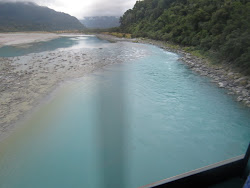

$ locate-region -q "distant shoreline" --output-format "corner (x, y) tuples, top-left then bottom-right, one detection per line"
(0, 32), (61, 48)
(0, 32), (89, 48)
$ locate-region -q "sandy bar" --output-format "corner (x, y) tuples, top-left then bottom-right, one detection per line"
(0, 32), (61, 47)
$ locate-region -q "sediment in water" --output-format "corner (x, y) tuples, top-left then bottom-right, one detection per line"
(0, 49), (112, 139)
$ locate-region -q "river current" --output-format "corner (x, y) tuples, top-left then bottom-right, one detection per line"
(0, 36), (249, 188)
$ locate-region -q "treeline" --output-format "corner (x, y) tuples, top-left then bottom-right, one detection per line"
(120, 0), (250, 74)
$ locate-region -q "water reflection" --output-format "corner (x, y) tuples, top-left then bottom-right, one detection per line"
(96, 65), (127, 188)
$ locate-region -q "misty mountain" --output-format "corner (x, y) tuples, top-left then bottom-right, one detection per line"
(0, 2), (85, 32)
(81, 16), (120, 29)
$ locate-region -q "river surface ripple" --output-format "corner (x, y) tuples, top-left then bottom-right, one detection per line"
(0, 36), (249, 188)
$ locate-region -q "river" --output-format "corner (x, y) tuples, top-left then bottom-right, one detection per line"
(0, 35), (249, 188)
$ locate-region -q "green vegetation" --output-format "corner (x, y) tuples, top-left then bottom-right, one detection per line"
(120, 0), (250, 75)
(102, 32), (132, 38)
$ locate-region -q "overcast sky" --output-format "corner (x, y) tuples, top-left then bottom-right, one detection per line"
(1, 0), (137, 19)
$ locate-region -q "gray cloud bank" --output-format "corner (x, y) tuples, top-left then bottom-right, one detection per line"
(0, 0), (136, 18)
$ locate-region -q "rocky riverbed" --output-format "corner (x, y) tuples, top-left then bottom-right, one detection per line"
(179, 54), (250, 106)
(0, 49), (109, 139)
(0, 34), (150, 140)
(1, 33), (249, 141)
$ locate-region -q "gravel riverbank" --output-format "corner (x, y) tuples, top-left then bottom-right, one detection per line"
(0, 33), (61, 47)
(0, 33), (148, 141)
(0, 36), (115, 140)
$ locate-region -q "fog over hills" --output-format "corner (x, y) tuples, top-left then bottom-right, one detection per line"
(0, 2), (85, 32)
(81, 16), (120, 29)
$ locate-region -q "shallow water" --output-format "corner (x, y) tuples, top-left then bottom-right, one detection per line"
(0, 36), (249, 188)
(0, 35), (109, 57)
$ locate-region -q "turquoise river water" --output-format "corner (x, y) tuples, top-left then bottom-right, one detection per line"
(0, 36), (249, 188)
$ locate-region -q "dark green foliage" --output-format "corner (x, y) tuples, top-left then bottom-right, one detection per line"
(120, 0), (250, 74)
(0, 2), (85, 32)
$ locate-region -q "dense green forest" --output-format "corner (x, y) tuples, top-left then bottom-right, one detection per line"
(0, 2), (85, 32)
(120, 0), (250, 74)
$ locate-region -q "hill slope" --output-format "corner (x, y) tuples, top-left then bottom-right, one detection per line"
(120, 0), (250, 74)
(80, 16), (120, 29)
(0, 2), (85, 32)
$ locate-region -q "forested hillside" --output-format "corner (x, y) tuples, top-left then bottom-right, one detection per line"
(0, 2), (85, 32)
(120, 0), (250, 74)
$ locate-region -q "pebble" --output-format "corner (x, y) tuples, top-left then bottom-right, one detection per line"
(180, 52), (250, 107)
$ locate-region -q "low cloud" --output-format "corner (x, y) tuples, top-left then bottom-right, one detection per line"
(0, 0), (136, 18)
